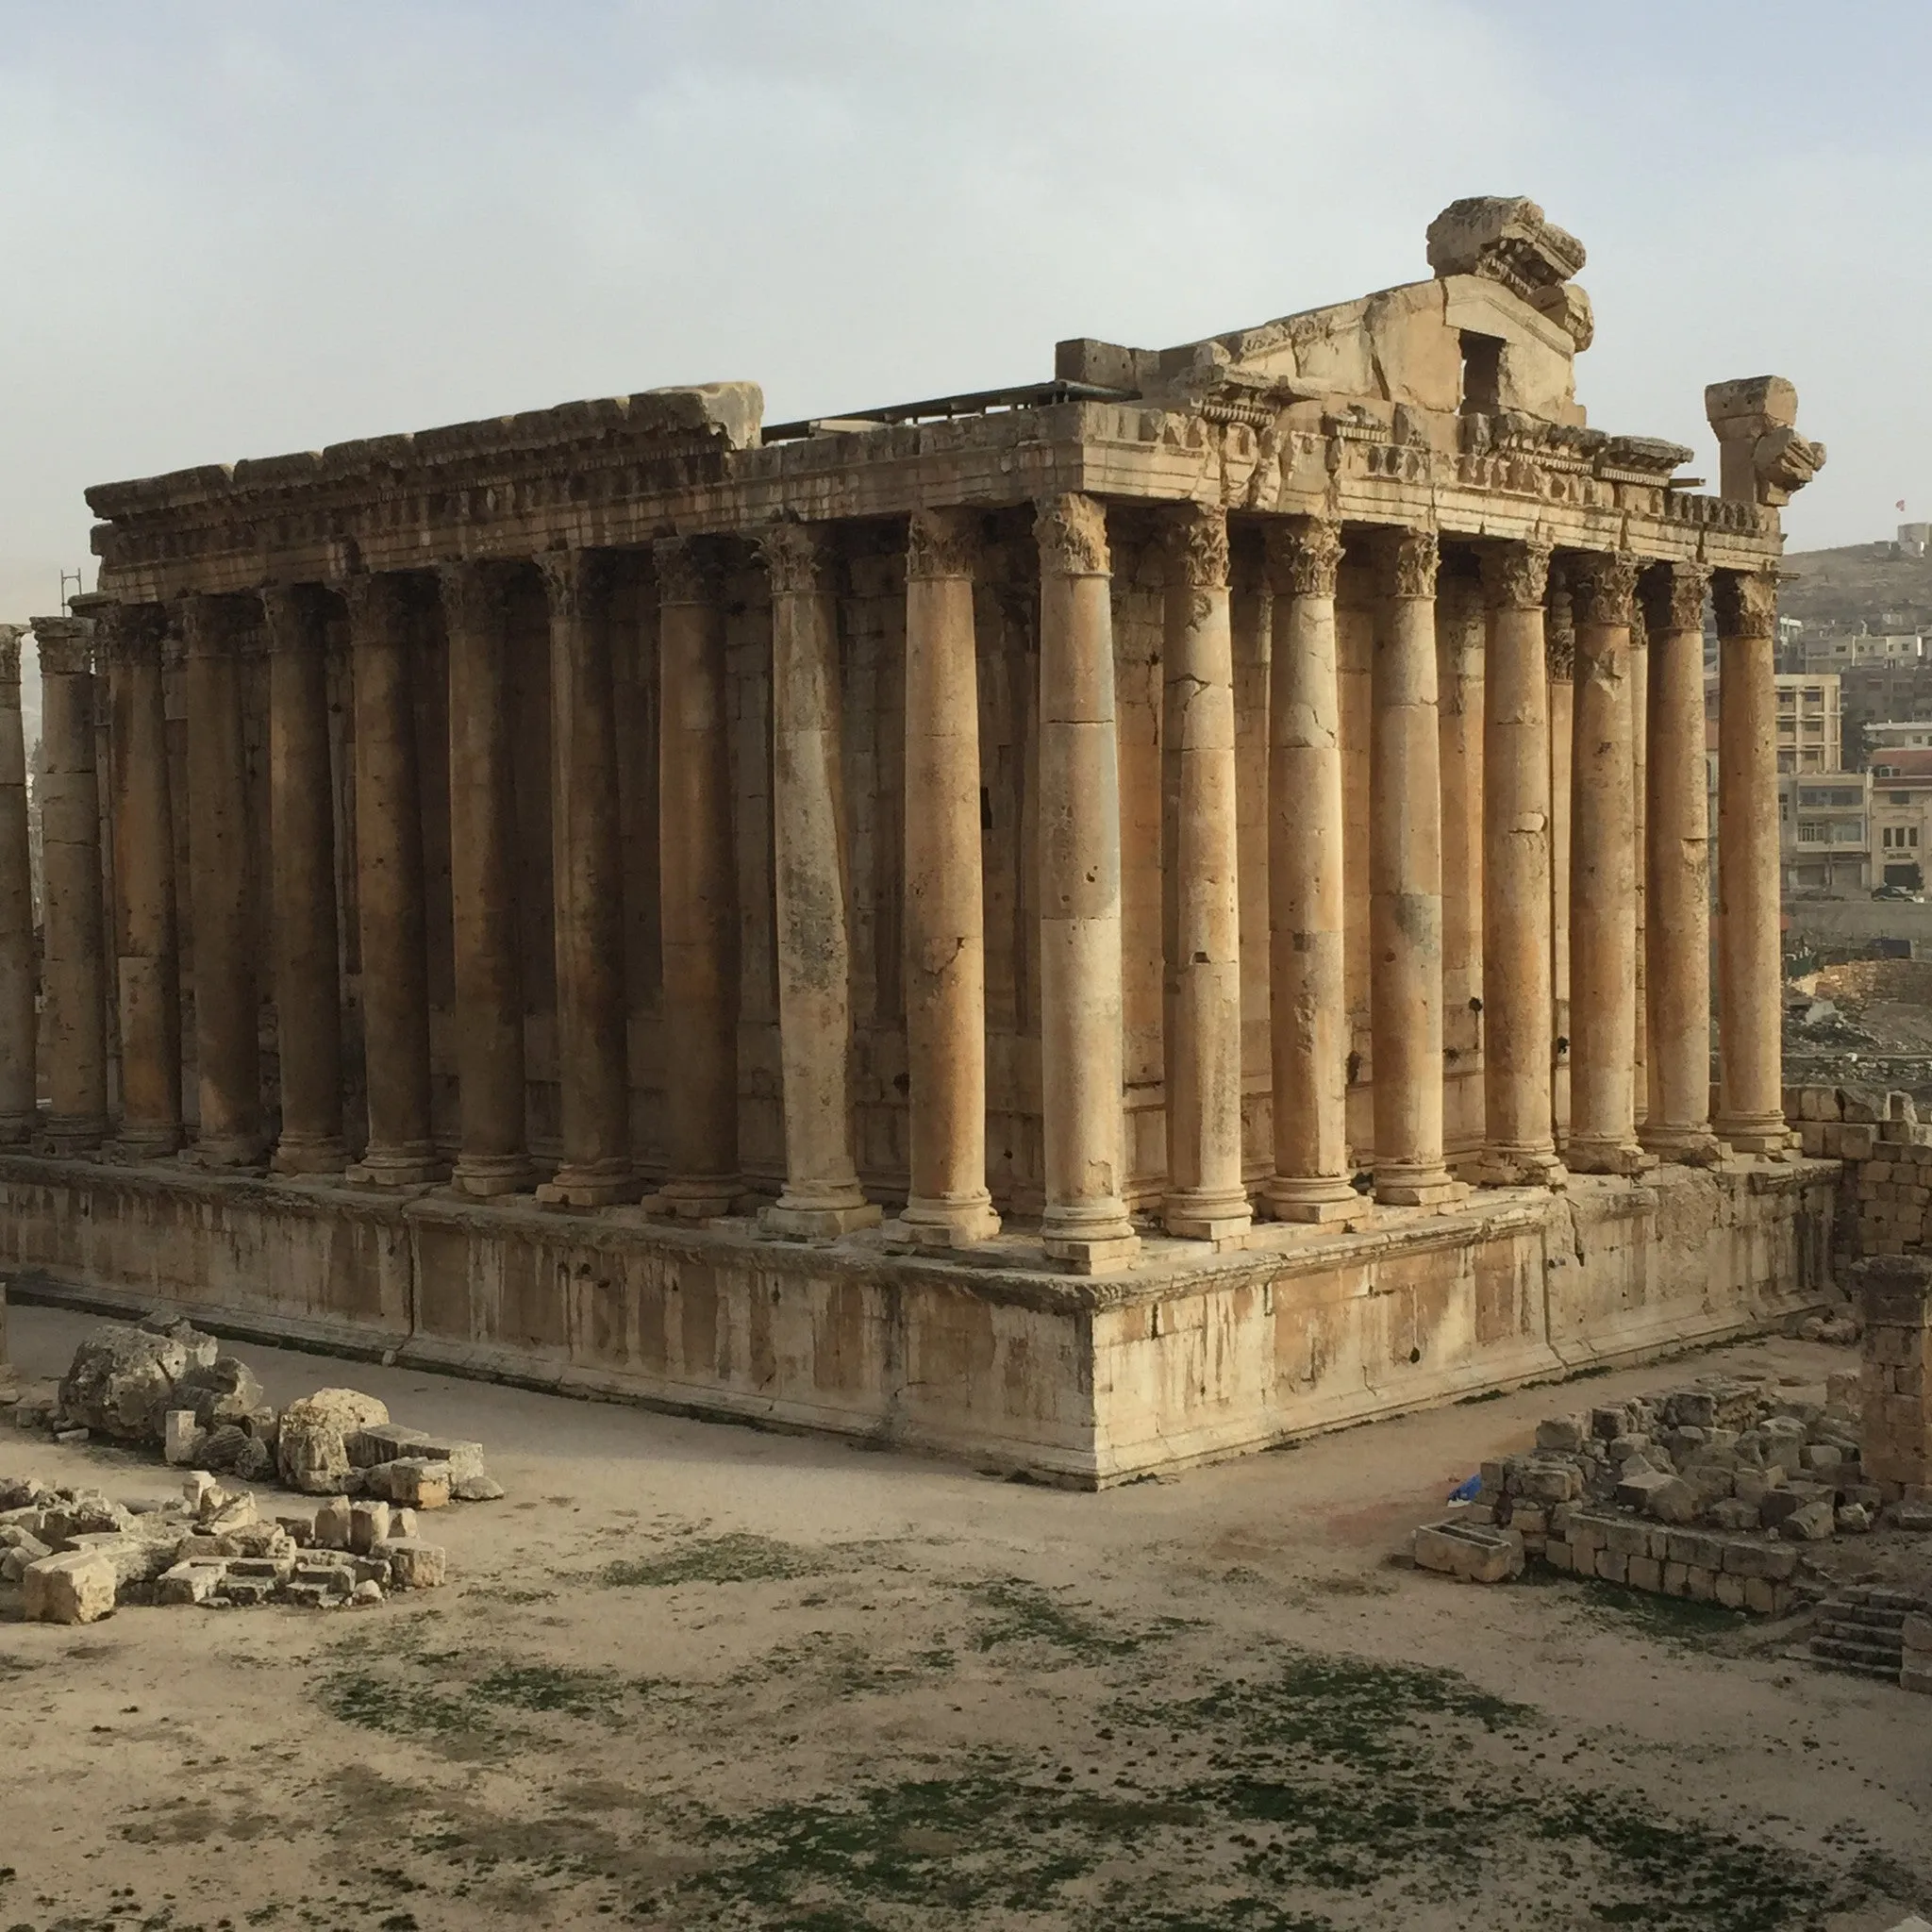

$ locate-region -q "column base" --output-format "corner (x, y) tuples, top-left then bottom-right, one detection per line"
(346, 1145), (450, 1187)
(1163, 1189), (1253, 1242)
(1466, 1144), (1566, 1189)
(1638, 1124), (1725, 1167)
(1565, 1136), (1658, 1177)
(38, 1114), (108, 1158)
(113, 1124), (185, 1162)
(1262, 1176), (1360, 1223)
(1374, 1165), (1465, 1208)
(761, 1191), (884, 1240)
(179, 1133), (268, 1170)
(273, 1133), (348, 1177)
(449, 1152), (534, 1198)
(887, 1194), (1002, 1249)
(0, 1111), (34, 1146)
(1714, 1114), (1794, 1158)
(536, 1161), (643, 1208)
(1041, 1203), (1141, 1274)
(657, 1174), (743, 1221)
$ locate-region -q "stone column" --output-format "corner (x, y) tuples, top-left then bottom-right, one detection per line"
(1369, 531), (1458, 1207)
(0, 628), (32, 1142)
(1546, 574), (1575, 1143)
(179, 596), (263, 1165)
(1631, 599), (1650, 1125)
(1640, 563), (1722, 1164)
(1262, 519), (1354, 1221)
(1715, 568), (1790, 1155)
(898, 508), (999, 1246)
(1160, 504), (1250, 1241)
(536, 550), (637, 1207)
(1566, 554), (1651, 1174)
(439, 562), (529, 1196)
(100, 603), (182, 1157)
(1436, 558), (1485, 1162)
(655, 538), (740, 1219)
(758, 523), (879, 1239)
(1035, 494), (1139, 1271)
(34, 618), (108, 1152)
(1474, 540), (1560, 1184)
(341, 573), (441, 1185)
(261, 586), (346, 1174)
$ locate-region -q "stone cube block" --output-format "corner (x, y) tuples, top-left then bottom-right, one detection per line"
(348, 1500), (391, 1555)
(1742, 1576), (1784, 1615)
(1686, 1565), (1716, 1603)
(22, 1550), (118, 1624)
(1627, 1556), (1662, 1592)
(377, 1538), (448, 1591)
(313, 1496), (353, 1549)
(1780, 1499), (1836, 1541)
(1542, 1540), (1573, 1572)
(163, 1410), (205, 1467)
(1595, 1550), (1627, 1585)
(1662, 1560), (1689, 1596)
(1714, 1572), (1746, 1609)
(381, 1460), (452, 1511)
(157, 1558), (226, 1606)
(1902, 1664), (1932, 1696)
(1536, 1416), (1585, 1454)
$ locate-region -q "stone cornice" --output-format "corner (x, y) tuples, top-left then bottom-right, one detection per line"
(1034, 493), (1108, 577)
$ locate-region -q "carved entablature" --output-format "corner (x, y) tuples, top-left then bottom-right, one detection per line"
(1425, 195), (1586, 304)
(1034, 494), (1109, 577)
(905, 508), (979, 581)
(1713, 569), (1780, 641)
(1264, 520), (1343, 600)
(1706, 376), (1826, 508)
(1166, 504), (1229, 591)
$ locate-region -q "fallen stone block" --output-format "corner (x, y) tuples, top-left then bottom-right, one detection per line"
(349, 1501), (391, 1554)
(1616, 1469), (1677, 1511)
(58, 1319), (217, 1445)
(376, 1538), (449, 1591)
(1707, 1498), (1760, 1532)
(1902, 1612), (1932, 1653)
(22, 1550), (118, 1624)
(1412, 1520), (1524, 1584)
(163, 1411), (205, 1467)
(312, 1496), (353, 1549)
(1535, 1416), (1585, 1453)
(347, 1423), (432, 1469)
(1891, 1500), (1932, 1531)
(350, 1578), (384, 1607)
(1781, 1500), (1837, 1542)
(0, 1535), (50, 1583)
(1641, 1477), (1699, 1526)
(275, 1510), (318, 1547)
(276, 1389), (391, 1495)
(391, 1507), (418, 1540)
(1901, 1664), (1932, 1697)
(378, 1460), (451, 1511)
(1837, 1503), (1875, 1534)
(156, 1558), (226, 1606)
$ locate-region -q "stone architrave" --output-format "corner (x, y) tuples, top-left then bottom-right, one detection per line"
(179, 597), (265, 1166)
(1566, 554), (1651, 1174)
(0, 627), (32, 1142)
(898, 508), (999, 1247)
(440, 562), (530, 1197)
(33, 618), (109, 1153)
(1640, 563), (1722, 1164)
(340, 574), (442, 1186)
(1262, 518), (1355, 1222)
(1474, 539), (1560, 1184)
(655, 537), (740, 1220)
(1161, 503), (1249, 1242)
(261, 585), (346, 1175)
(99, 602), (182, 1158)
(1370, 531), (1459, 1207)
(758, 522), (879, 1240)
(1035, 493), (1139, 1272)
(536, 550), (638, 1208)
(1714, 568), (1790, 1155)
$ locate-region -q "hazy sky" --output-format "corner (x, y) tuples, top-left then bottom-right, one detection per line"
(1, 0), (1924, 625)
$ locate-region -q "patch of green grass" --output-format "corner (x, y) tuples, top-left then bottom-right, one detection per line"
(965, 1577), (1185, 1660)
(471, 1663), (626, 1719)
(1571, 1579), (1753, 1648)
(599, 1532), (826, 1588)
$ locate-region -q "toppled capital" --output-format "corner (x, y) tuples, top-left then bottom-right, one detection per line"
(1426, 196), (1586, 297)
(1705, 375), (1825, 506)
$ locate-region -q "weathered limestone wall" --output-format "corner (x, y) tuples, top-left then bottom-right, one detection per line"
(0, 1156), (1833, 1484)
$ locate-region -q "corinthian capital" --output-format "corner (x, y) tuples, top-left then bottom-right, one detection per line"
(260, 582), (333, 656)
(654, 535), (722, 607)
(92, 600), (170, 671)
(1639, 561), (1711, 637)
(537, 547), (614, 618)
(0, 625), (22, 687)
(32, 614), (94, 677)
(334, 572), (413, 646)
(905, 508), (979, 582)
(1545, 570), (1575, 682)
(758, 521), (831, 597)
(1569, 552), (1641, 628)
(1479, 538), (1552, 612)
(1033, 493), (1109, 577)
(1264, 518), (1343, 600)
(1166, 503), (1229, 591)
(1386, 528), (1439, 602)
(1712, 568), (1779, 640)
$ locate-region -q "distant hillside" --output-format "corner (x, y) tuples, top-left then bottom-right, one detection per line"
(1779, 543), (1932, 633)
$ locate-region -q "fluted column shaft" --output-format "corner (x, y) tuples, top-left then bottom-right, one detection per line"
(759, 524), (879, 1239)
(342, 574), (441, 1185)
(656, 539), (740, 1218)
(1475, 541), (1559, 1183)
(440, 563), (529, 1196)
(1567, 554), (1651, 1174)
(1161, 504), (1250, 1241)
(1715, 569), (1790, 1154)
(1370, 532), (1458, 1206)
(102, 604), (182, 1156)
(34, 619), (108, 1152)
(899, 509), (999, 1246)
(1035, 494), (1138, 1272)
(0, 629), (32, 1141)
(1262, 521), (1354, 1221)
(179, 597), (261, 1165)
(260, 586), (345, 1174)
(1641, 563), (1722, 1163)
(534, 550), (637, 1208)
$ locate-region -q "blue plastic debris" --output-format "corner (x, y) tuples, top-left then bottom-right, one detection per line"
(1447, 1473), (1482, 1503)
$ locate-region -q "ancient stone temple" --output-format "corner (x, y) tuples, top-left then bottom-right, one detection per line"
(0, 197), (1836, 1480)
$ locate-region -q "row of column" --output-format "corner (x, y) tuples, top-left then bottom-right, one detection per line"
(6, 506), (1790, 1273)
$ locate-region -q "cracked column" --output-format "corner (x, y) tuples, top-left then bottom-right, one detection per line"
(759, 522), (879, 1239)
(1263, 519), (1354, 1222)
(34, 616), (108, 1153)
(441, 562), (530, 1196)
(656, 537), (740, 1220)
(262, 586), (346, 1174)
(0, 628), (32, 1142)
(1715, 568), (1790, 1155)
(101, 602), (182, 1157)
(1640, 564), (1722, 1164)
(1161, 503), (1250, 1241)
(341, 573), (441, 1185)
(537, 549), (638, 1208)
(1474, 539), (1559, 1184)
(1370, 530), (1458, 1207)
(898, 508), (998, 1246)
(1036, 494), (1138, 1272)
(179, 596), (262, 1165)
(1566, 554), (1651, 1174)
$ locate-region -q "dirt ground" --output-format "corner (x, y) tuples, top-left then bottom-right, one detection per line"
(2, 1305), (1930, 1932)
